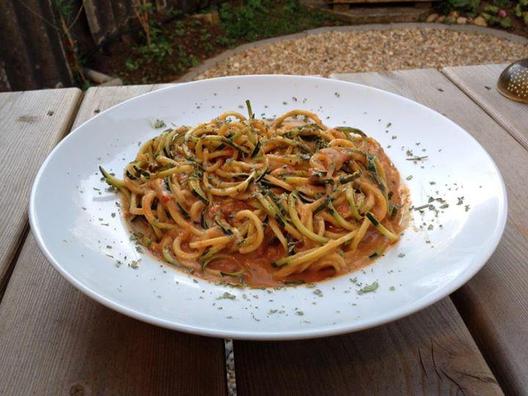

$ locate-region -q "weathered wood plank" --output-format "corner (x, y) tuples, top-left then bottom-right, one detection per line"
(442, 63), (528, 151)
(72, 84), (173, 128)
(235, 69), (506, 396)
(0, 88), (82, 294)
(236, 299), (501, 396)
(0, 85), (226, 396)
(333, 69), (528, 395)
(0, 235), (226, 396)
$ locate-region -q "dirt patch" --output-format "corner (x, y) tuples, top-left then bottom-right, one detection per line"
(91, 18), (231, 84)
(88, 2), (343, 85)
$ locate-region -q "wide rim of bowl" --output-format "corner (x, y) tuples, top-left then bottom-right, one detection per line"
(29, 75), (508, 340)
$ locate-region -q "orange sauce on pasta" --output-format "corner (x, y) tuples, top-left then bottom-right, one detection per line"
(105, 108), (408, 288)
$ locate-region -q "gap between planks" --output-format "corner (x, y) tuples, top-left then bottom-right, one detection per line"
(0, 223), (28, 301)
(0, 88), (84, 302)
(331, 68), (528, 395)
(0, 85), (229, 396)
(0, 91), (84, 300)
(440, 65), (528, 153)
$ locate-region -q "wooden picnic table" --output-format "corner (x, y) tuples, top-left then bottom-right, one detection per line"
(0, 64), (526, 395)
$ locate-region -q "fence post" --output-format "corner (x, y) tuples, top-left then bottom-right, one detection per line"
(0, 0), (73, 91)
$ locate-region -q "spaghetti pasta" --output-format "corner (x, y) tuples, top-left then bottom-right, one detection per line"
(101, 103), (408, 287)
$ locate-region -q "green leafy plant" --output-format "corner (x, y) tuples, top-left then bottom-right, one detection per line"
(492, 0), (512, 8)
(515, 0), (528, 24)
(133, 0), (155, 45)
(484, 4), (500, 12)
(51, 0), (87, 84)
(172, 20), (186, 37)
(99, 0), (342, 85)
(216, 36), (235, 46)
(219, 0), (268, 41)
(284, 0), (300, 13)
(138, 39), (173, 62)
(132, 1), (174, 62)
(482, 5), (513, 27)
(52, 0), (74, 18)
(125, 58), (140, 71)
(190, 55), (200, 67)
(500, 15), (513, 26)
(219, 0), (338, 41)
(444, 0), (481, 14)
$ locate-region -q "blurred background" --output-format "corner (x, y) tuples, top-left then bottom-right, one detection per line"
(0, 0), (527, 92)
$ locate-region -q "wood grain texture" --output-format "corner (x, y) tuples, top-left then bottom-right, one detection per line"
(333, 69), (528, 395)
(0, 235), (226, 396)
(0, 88), (82, 293)
(0, 86), (226, 396)
(72, 84), (174, 128)
(442, 64), (528, 151)
(235, 299), (501, 396)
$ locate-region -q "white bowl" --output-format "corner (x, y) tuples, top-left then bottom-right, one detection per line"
(30, 75), (507, 340)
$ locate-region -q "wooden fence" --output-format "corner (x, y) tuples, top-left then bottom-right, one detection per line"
(0, 0), (215, 92)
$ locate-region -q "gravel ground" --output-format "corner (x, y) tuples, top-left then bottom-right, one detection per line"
(198, 28), (528, 79)
(224, 340), (236, 395)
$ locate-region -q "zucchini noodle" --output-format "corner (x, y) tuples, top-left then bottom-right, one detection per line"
(100, 103), (408, 287)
